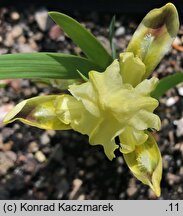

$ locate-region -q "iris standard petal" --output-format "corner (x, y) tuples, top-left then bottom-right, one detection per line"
(119, 52), (146, 87)
(126, 3), (179, 78)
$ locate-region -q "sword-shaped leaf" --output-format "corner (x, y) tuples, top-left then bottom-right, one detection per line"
(151, 72), (183, 99)
(0, 53), (102, 80)
(49, 12), (113, 68)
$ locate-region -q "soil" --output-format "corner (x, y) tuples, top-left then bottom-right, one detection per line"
(0, 6), (183, 200)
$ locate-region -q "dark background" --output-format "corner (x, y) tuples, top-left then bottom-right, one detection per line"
(0, 0), (183, 14)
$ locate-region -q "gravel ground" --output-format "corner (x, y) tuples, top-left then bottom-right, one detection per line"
(0, 6), (183, 200)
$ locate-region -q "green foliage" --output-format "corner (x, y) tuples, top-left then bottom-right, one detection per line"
(151, 72), (183, 99)
(109, 15), (117, 59)
(0, 53), (102, 80)
(49, 12), (113, 69)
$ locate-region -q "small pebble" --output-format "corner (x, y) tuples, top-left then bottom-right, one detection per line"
(167, 173), (181, 185)
(0, 151), (16, 175)
(29, 38), (39, 51)
(47, 130), (56, 137)
(117, 156), (124, 164)
(28, 142), (39, 153)
(49, 25), (63, 40)
(11, 25), (23, 38)
(179, 167), (183, 175)
(40, 133), (50, 145)
(177, 186), (183, 194)
(174, 118), (183, 137)
(173, 36), (181, 45)
(35, 151), (46, 163)
(163, 155), (172, 169)
(10, 11), (20, 21)
(78, 194), (85, 200)
(0, 36), (3, 43)
(3, 141), (13, 151)
(4, 33), (14, 47)
(166, 97), (178, 107)
(23, 159), (37, 173)
(126, 178), (137, 197)
(0, 48), (8, 54)
(17, 36), (26, 44)
(178, 87), (183, 96)
(18, 44), (36, 53)
(32, 32), (44, 41)
(69, 178), (83, 199)
(148, 188), (157, 199)
(174, 143), (183, 156)
(35, 9), (52, 31)
(115, 26), (125, 36)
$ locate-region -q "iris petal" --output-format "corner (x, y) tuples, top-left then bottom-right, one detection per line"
(119, 52), (146, 87)
(120, 127), (148, 154)
(123, 132), (162, 197)
(3, 95), (70, 130)
(126, 3), (179, 77)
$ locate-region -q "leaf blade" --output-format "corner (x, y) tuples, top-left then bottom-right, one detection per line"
(151, 72), (183, 99)
(109, 15), (116, 59)
(49, 12), (113, 68)
(0, 53), (102, 80)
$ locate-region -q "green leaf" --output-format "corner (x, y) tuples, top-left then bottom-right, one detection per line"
(0, 53), (102, 80)
(109, 15), (116, 59)
(151, 72), (183, 99)
(49, 12), (113, 68)
(76, 70), (89, 82)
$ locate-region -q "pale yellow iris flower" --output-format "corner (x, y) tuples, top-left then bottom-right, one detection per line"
(3, 3), (179, 197)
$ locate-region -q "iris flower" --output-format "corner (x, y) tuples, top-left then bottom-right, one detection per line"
(3, 3), (179, 196)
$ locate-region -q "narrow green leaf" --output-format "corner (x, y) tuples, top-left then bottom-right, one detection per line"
(111, 43), (117, 60)
(151, 72), (183, 99)
(109, 15), (116, 59)
(109, 15), (115, 43)
(0, 53), (102, 80)
(76, 70), (89, 82)
(48, 12), (113, 68)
